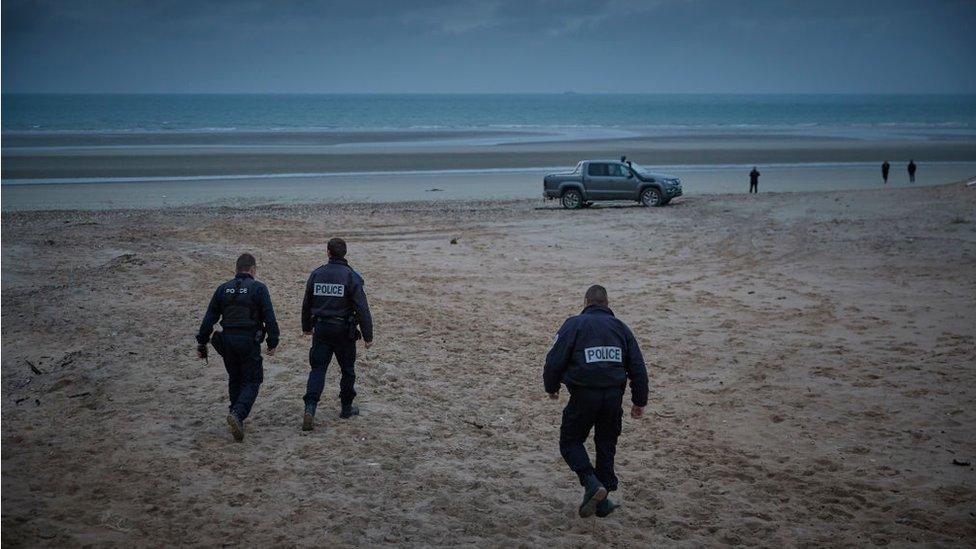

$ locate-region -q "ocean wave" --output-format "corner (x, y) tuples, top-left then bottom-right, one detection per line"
(6, 121), (975, 135)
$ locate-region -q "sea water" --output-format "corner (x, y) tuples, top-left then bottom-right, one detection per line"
(4, 93), (976, 138)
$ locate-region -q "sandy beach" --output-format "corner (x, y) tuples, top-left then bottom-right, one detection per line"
(5, 161), (976, 212)
(2, 181), (974, 546)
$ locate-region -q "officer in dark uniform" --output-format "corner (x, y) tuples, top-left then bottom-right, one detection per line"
(301, 237), (374, 431)
(749, 166), (761, 193)
(544, 285), (648, 518)
(196, 253), (280, 442)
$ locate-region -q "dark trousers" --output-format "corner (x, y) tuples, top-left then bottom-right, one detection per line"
(304, 321), (357, 410)
(749, 182), (758, 193)
(220, 333), (264, 421)
(909, 172), (916, 183)
(559, 386), (624, 492)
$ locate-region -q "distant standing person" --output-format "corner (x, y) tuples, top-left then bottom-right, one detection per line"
(544, 285), (648, 518)
(881, 161), (890, 184)
(908, 160), (917, 183)
(301, 237), (374, 431)
(749, 166), (761, 193)
(196, 253), (280, 442)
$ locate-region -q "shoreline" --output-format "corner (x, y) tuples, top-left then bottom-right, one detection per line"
(4, 129), (974, 212)
(4, 136), (975, 181)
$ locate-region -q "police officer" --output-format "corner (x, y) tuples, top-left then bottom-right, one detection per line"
(301, 237), (374, 430)
(196, 253), (280, 442)
(544, 285), (648, 518)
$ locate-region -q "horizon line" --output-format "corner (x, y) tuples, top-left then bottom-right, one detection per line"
(4, 91), (976, 97)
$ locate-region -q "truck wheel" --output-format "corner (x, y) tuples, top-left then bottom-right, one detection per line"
(561, 189), (583, 209)
(640, 188), (663, 207)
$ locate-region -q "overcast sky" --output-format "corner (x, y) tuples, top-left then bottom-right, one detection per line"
(3, 0), (975, 93)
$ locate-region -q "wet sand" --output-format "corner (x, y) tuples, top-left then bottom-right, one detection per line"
(3, 161), (975, 212)
(5, 129), (974, 212)
(4, 132), (976, 181)
(2, 182), (975, 546)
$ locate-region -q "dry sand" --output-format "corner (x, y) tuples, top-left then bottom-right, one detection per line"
(2, 183), (975, 547)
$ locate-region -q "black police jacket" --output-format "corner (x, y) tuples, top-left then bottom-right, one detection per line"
(544, 304), (648, 406)
(301, 258), (373, 342)
(196, 273), (280, 348)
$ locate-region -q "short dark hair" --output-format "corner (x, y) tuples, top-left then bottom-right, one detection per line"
(327, 237), (347, 259)
(585, 284), (608, 306)
(236, 253), (256, 271)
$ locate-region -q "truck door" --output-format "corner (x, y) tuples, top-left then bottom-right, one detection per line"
(584, 162), (615, 200)
(607, 163), (637, 197)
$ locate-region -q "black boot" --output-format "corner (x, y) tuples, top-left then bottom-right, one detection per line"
(340, 404), (359, 419)
(302, 404), (316, 432)
(595, 498), (619, 518)
(226, 413), (244, 442)
(578, 474), (607, 518)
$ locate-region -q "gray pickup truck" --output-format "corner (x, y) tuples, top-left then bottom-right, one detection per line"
(543, 160), (682, 209)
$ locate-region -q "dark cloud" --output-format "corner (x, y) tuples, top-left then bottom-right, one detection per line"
(3, 0), (975, 92)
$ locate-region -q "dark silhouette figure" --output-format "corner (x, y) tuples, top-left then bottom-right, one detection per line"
(749, 167), (760, 193)
(881, 161), (890, 184)
(907, 160), (917, 183)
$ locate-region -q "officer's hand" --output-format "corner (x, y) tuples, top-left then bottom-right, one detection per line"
(196, 345), (207, 360)
(303, 331), (312, 337)
(631, 405), (644, 419)
(266, 347), (276, 356)
(548, 392), (559, 400)
(364, 340), (374, 349)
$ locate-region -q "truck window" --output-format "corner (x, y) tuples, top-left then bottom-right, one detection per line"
(608, 164), (627, 177)
(587, 163), (609, 177)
